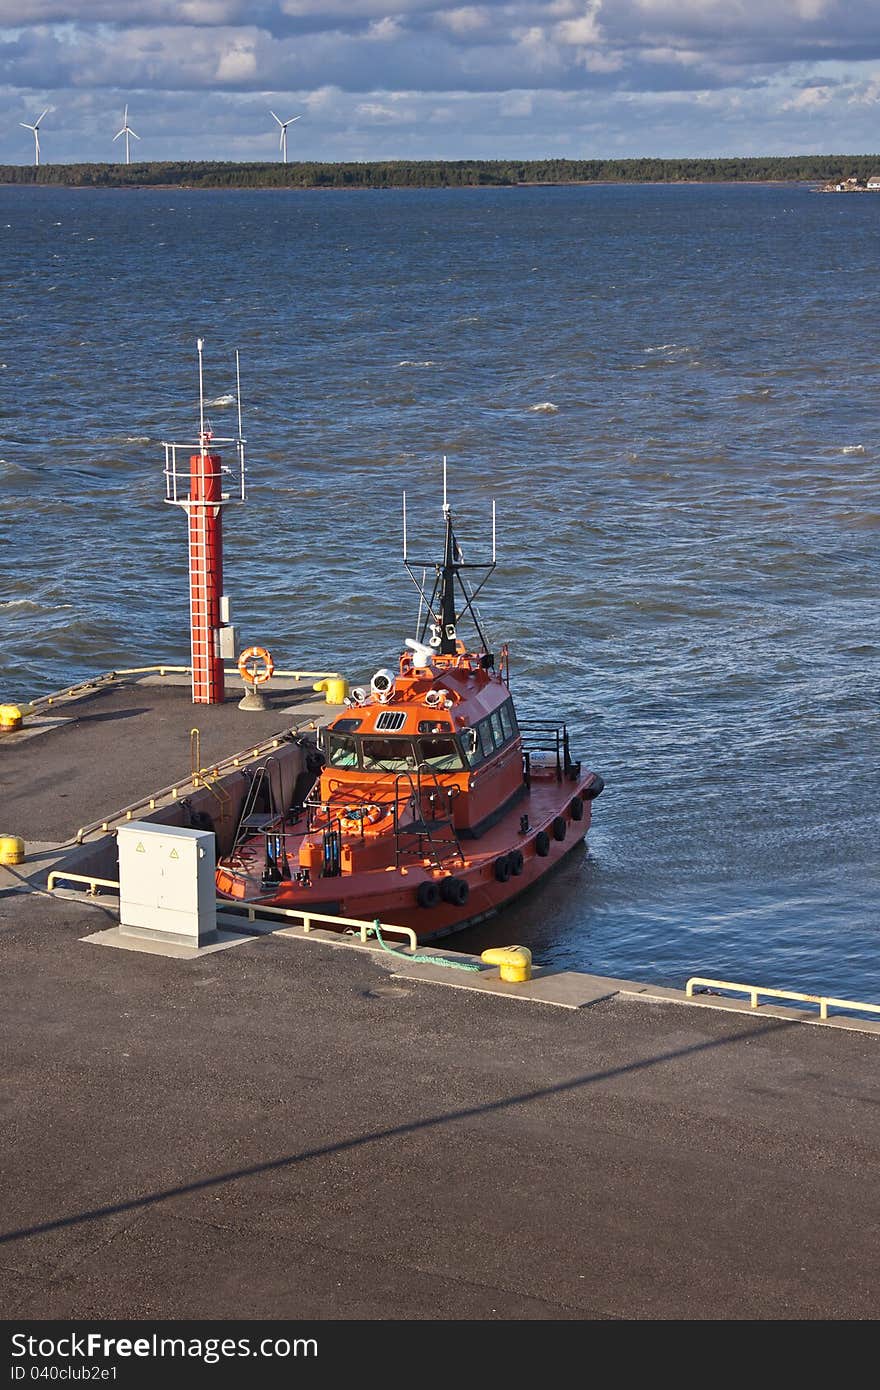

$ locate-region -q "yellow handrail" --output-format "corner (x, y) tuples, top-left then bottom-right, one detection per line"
(25, 664), (343, 713)
(47, 871), (120, 895)
(46, 871), (417, 951)
(72, 728), (315, 843)
(216, 900), (418, 951)
(685, 976), (880, 1022)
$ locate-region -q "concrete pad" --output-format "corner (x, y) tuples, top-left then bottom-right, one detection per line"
(390, 960), (620, 1009)
(6, 886), (880, 1320)
(81, 925), (256, 960)
(616, 979), (880, 1036)
(0, 714), (71, 745)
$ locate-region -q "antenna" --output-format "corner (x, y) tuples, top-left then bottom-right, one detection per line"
(113, 104), (140, 165)
(234, 344), (241, 436)
(20, 108), (50, 167)
(402, 491), (407, 560)
(269, 109), (302, 164)
(416, 567), (426, 639)
(402, 458), (498, 660)
(197, 337), (206, 448)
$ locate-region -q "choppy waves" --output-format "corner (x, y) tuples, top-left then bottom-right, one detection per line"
(1, 181), (878, 998)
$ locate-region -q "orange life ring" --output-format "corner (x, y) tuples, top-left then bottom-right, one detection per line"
(340, 803), (385, 831)
(237, 645), (275, 686)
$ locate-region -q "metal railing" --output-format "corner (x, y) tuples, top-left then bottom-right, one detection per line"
(45, 871), (418, 951)
(72, 728), (318, 844)
(47, 871), (120, 895)
(163, 438), (246, 506)
(518, 720), (574, 784)
(392, 765), (463, 870)
(686, 976), (880, 1023)
(25, 664), (343, 714)
(216, 900), (418, 951)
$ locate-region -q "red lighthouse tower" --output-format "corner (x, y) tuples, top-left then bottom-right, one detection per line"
(163, 340), (246, 705)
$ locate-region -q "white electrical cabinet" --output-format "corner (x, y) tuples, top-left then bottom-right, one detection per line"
(117, 821), (217, 946)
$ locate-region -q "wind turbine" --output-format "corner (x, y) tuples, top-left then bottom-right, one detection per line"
(20, 108), (50, 167)
(269, 110), (301, 163)
(113, 105), (140, 165)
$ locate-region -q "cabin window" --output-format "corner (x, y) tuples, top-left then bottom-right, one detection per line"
(418, 719), (452, 734)
(418, 736), (465, 771)
(499, 701), (516, 741)
(465, 703), (519, 767)
(333, 718), (362, 733)
(361, 737), (417, 772)
(461, 729), (480, 766)
(327, 733), (359, 768)
(476, 721), (495, 759)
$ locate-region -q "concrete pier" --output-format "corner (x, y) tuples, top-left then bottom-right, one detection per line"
(1, 674), (879, 1320)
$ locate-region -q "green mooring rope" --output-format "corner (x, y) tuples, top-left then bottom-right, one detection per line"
(369, 919), (483, 972)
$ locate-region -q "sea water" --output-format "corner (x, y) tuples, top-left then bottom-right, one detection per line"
(0, 182), (877, 997)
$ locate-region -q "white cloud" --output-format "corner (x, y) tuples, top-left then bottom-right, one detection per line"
(216, 39), (257, 81)
(2, 1), (880, 159)
(436, 7), (490, 35)
(783, 83), (832, 108)
(847, 71), (880, 103)
(554, 4), (602, 47)
(500, 88), (534, 114)
(366, 17), (404, 40)
(514, 25), (563, 71)
(356, 97), (408, 118)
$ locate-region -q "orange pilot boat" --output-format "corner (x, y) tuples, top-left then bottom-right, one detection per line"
(216, 485), (604, 939)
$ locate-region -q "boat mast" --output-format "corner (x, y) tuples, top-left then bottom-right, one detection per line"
(403, 458), (497, 660)
(438, 500), (458, 655)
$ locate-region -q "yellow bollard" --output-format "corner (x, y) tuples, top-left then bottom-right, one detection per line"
(313, 677), (349, 705)
(481, 945), (532, 983)
(0, 835), (25, 866)
(0, 704), (23, 732)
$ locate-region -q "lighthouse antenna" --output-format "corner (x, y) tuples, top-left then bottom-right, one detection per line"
(197, 337), (206, 452)
(235, 348), (243, 441)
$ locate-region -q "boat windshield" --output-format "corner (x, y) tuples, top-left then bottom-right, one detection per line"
(418, 736), (465, 771)
(361, 737), (418, 772)
(327, 733), (359, 768)
(327, 732), (467, 772)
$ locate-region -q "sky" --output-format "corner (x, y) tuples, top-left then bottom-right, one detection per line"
(1, 1), (879, 164)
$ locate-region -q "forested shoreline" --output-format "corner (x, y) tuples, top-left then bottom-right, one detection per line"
(0, 155), (878, 189)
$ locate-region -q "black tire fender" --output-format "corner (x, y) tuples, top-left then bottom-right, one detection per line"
(417, 880), (440, 909)
(440, 876), (469, 906)
(552, 816), (567, 842)
(583, 774), (605, 801)
(534, 830), (550, 857)
(494, 855), (512, 883)
(509, 848), (524, 876)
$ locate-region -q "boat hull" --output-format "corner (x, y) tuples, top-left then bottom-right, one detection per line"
(217, 768), (602, 942)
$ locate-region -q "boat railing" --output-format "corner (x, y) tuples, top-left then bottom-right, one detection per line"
(392, 766), (464, 870)
(517, 721), (575, 785)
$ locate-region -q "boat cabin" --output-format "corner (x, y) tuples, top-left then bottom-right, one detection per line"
(316, 651), (526, 837)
